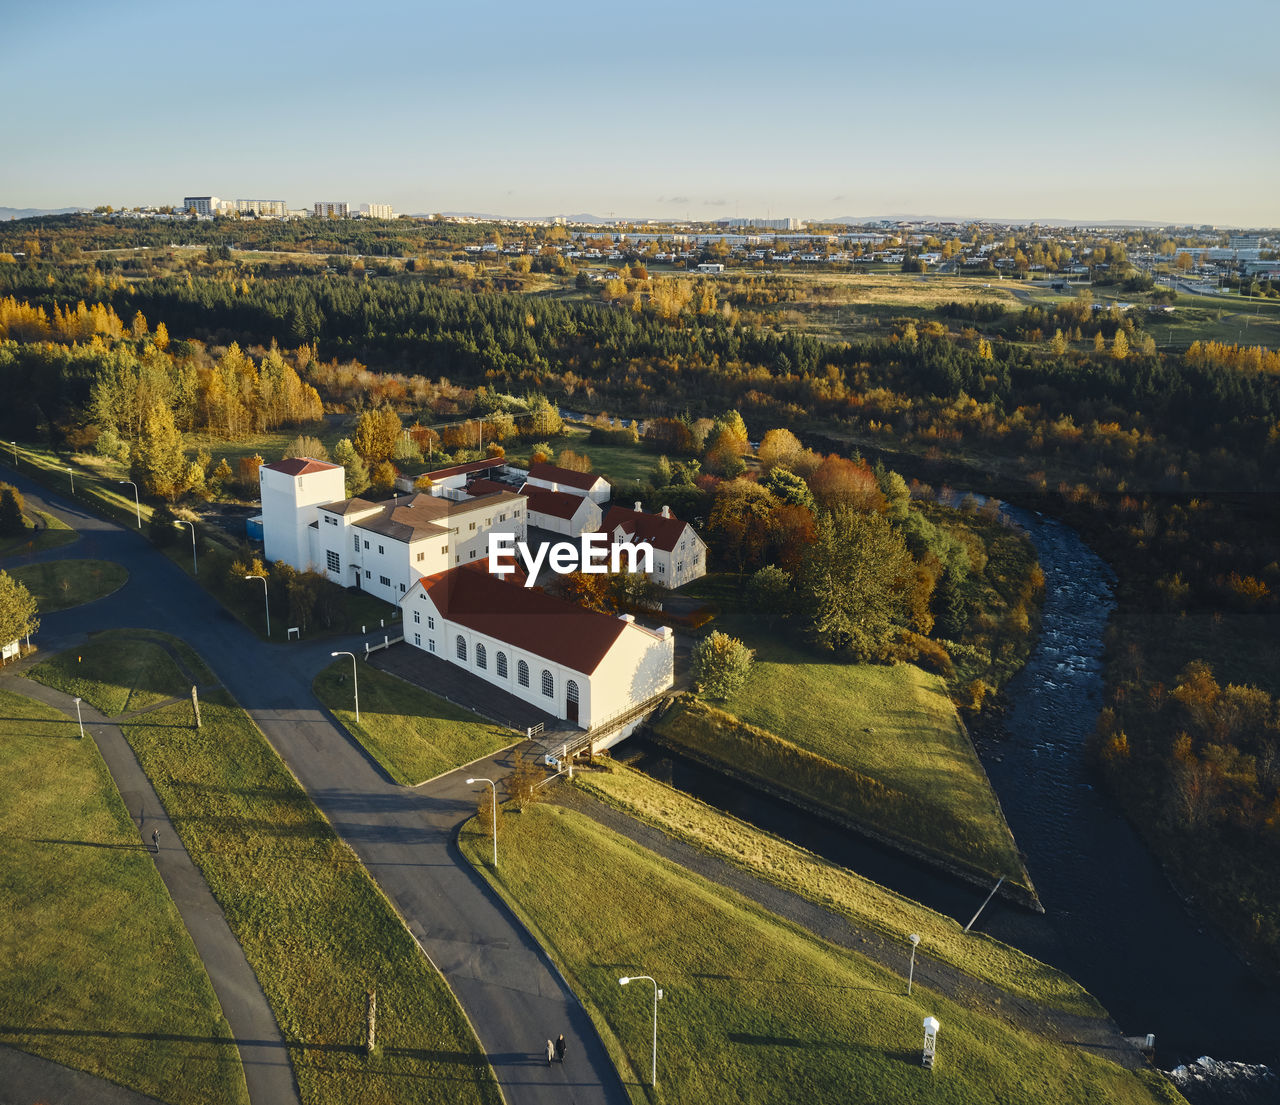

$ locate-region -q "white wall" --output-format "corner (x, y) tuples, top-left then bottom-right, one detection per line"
(260, 464), (346, 572)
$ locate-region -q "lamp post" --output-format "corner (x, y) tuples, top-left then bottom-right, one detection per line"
(175, 520), (197, 574)
(618, 975), (662, 1087)
(66, 467), (75, 494)
(907, 933), (921, 996)
(8, 441), (15, 464)
(331, 651), (359, 722)
(73, 696), (85, 739)
(117, 479), (141, 528)
(245, 575), (270, 638)
(466, 777), (497, 868)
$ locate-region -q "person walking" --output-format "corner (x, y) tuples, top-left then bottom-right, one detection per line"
(545, 1039), (554, 1066)
(152, 828), (160, 853)
(555, 1034), (566, 1064)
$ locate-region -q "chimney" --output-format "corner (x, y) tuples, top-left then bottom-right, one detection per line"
(661, 505), (670, 519)
(634, 501), (643, 512)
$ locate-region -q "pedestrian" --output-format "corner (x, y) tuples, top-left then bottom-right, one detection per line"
(555, 1034), (566, 1064)
(152, 828), (160, 853)
(545, 1039), (554, 1066)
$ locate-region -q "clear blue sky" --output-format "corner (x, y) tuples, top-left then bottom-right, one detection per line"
(4, 0), (1276, 225)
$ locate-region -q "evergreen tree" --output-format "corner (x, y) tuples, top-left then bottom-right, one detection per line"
(333, 438), (370, 497)
(0, 487), (25, 536)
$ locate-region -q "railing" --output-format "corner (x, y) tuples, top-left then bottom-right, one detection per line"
(540, 691), (670, 762)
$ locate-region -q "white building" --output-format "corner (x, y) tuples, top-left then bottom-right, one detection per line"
(259, 457), (527, 606)
(360, 203), (394, 219)
(521, 487), (603, 536)
(314, 201), (350, 218)
(182, 196), (225, 216)
(524, 462), (611, 505)
(402, 564), (674, 729)
(235, 199), (288, 217)
(599, 503), (707, 589)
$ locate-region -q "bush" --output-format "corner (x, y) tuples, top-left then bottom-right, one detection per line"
(691, 631), (754, 700)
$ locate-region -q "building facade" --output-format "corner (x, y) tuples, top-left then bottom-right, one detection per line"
(600, 503), (707, 589)
(235, 199), (288, 216)
(313, 201), (350, 218)
(524, 462), (611, 505)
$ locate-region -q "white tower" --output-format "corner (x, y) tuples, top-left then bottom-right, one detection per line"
(922, 1015), (940, 1069)
(259, 458), (346, 571)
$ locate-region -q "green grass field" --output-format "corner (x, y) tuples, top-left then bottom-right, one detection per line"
(577, 763), (1095, 1016)
(32, 631), (191, 718)
(8, 558), (128, 612)
(313, 661), (518, 785)
(540, 426), (658, 485)
(0, 687), (248, 1105)
(460, 804), (1181, 1105)
(0, 509), (78, 560)
(655, 629), (1025, 884)
(29, 634), (502, 1105)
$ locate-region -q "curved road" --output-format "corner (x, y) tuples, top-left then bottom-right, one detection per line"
(0, 467), (626, 1105)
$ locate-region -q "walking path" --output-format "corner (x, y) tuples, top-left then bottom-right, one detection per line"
(0, 465), (626, 1105)
(5, 673), (301, 1105)
(555, 784), (1146, 1072)
(0, 1044), (165, 1105)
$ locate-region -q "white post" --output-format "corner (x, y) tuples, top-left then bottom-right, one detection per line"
(245, 575), (270, 638)
(467, 777), (498, 868)
(619, 976), (661, 1087)
(908, 933), (920, 996)
(176, 520), (197, 573)
(66, 467), (75, 494)
(73, 697), (84, 739)
(118, 479), (141, 528)
(331, 651), (359, 722)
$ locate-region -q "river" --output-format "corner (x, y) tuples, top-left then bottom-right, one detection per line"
(621, 507), (1280, 1070)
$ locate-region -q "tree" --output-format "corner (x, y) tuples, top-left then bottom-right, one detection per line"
(796, 509), (915, 660)
(760, 467), (816, 512)
(130, 401), (186, 500)
(757, 428), (804, 472)
(352, 407), (402, 467)
(333, 438), (370, 497)
(284, 435), (329, 461)
(707, 479), (777, 571)
(0, 569), (39, 647)
(526, 395), (563, 439)
(0, 486), (25, 536)
(807, 455), (884, 513)
(691, 632), (754, 700)
(1111, 329), (1129, 360)
(556, 449), (592, 473)
(369, 461), (398, 497)
(747, 565), (792, 624)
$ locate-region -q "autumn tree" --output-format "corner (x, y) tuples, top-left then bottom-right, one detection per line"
(807, 455), (885, 513)
(130, 401), (187, 500)
(756, 428), (804, 472)
(691, 632), (754, 700)
(353, 407), (402, 467)
(0, 569), (39, 647)
(556, 449), (593, 473)
(707, 479), (777, 571)
(283, 435), (329, 461)
(0, 486), (24, 536)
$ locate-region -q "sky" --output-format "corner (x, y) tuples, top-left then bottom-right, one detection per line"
(3, 0), (1277, 226)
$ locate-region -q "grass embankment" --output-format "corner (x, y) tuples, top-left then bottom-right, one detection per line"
(652, 648), (1027, 890)
(460, 804), (1182, 1105)
(578, 762), (1093, 1016)
(0, 509), (77, 559)
(8, 558), (128, 611)
(313, 661), (518, 785)
(0, 686), (248, 1105)
(30, 633), (501, 1105)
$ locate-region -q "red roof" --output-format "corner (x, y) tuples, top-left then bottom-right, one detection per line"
(263, 457), (340, 477)
(527, 462), (604, 492)
(599, 505), (692, 553)
(522, 488), (588, 521)
(415, 565), (627, 674)
(465, 478), (513, 497)
(422, 458), (506, 482)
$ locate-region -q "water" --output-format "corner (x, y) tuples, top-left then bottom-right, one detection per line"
(622, 507), (1280, 1069)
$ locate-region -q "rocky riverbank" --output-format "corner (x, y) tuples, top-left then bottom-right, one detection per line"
(1165, 1056), (1278, 1105)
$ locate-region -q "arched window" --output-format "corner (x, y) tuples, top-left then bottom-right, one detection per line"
(475, 643), (487, 670)
(541, 670), (554, 698)
(517, 660), (529, 687)
(566, 679), (579, 703)
(496, 652), (508, 679)
(456, 635), (467, 661)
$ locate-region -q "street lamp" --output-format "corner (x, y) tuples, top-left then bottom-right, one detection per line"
(330, 651), (359, 722)
(174, 520), (197, 574)
(618, 975), (662, 1087)
(73, 696), (85, 739)
(245, 575), (270, 638)
(907, 933), (921, 996)
(466, 777), (497, 868)
(117, 479), (141, 528)
(66, 467), (75, 494)
(8, 441), (15, 464)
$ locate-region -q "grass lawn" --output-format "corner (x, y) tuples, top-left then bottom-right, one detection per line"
(313, 661), (518, 785)
(0, 509), (77, 560)
(460, 804), (1182, 1105)
(30, 634), (501, 1105)
(541, 427), (657, 485)
(31, 630), (192, 718)
(8, 558), (128, 612)
(656, 626), (1025, 886)
(577, 763), (1097, 1017)
(0, 687), (248, 1105)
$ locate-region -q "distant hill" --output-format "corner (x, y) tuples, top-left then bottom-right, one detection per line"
(0, 206), (86, 220)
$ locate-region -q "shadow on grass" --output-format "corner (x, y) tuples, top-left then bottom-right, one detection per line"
(726, 1032), (920, 1065)
(32, 837), (148, 852)
(0, 1024), (248, 1048)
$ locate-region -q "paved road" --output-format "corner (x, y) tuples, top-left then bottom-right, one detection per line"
(0, 466), (627, 1105)
(0, 1044), (165, 1105)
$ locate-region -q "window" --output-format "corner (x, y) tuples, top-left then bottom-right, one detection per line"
(455, 555), (461, 564)
(428, 616), (435, 630)
(364, 570), (371, 579)
(469, 550), (477, 559)
(414, 633), (421, 646)
(363, 540), (370, 549)
(400, 583), (406, 593)
(518, 660), (529, 687)
(456, 635), (467, 661)
(541, 670), (554, 698)
(378, 544), (385, 555)
(484, 518), (491, 527)
(380, 575), (391, 587)
(354, 535), (360, 551)
(326, 550), (340, 572)
(413, 610), (420, 624)
(325, 515), (336, 525)
(440, 545), (447, 554)
(499, 513), (507, 522)
(417, 552), (425, 562)
(476, 643), (487, 670)
(469, 521), (476, 531)
(496, 652), (508, 678)
(514, 509), (521, 518)
(657, 563), (665, 574)
(428, 638), (436, 653)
